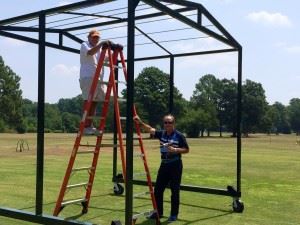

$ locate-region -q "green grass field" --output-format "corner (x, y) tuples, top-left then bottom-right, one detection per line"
(0, 133), (300, 225)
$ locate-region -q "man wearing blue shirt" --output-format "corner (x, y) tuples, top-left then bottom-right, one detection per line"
(135, 114), (189, 223)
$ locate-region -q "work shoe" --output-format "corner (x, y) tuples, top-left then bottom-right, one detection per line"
(167, 215), (177, 223)
(83, 127), (97, 135)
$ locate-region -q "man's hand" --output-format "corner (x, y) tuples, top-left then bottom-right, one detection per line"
(133, 115), (142, 125)
(167, 145), (178, 153)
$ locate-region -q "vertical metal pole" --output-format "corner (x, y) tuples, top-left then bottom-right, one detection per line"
(113, 66), (119, 180)
(197, 8), (202, 25)
(169, 56), (174, 113)
(126, 1), (139, 224)
(236, 48), (242, 196)
(36, 11), (45, 215)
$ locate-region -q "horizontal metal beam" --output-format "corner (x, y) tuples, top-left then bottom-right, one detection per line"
(142, 0), (235, 48)
(62, 11), (121, 20)
(160, 0), (202, 8)
(64, 7), (194, 32)
(0, 207), (93, 225)
(0, 0), (116, 26)
(132, 48), (237, 62)
(132, 180), (240, 197)
(0, 30), (79, 54)
(150, 0), (241, 48)
(0, 25), (61, 33)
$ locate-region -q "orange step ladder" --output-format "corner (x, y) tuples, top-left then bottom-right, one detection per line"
(53, 43), (160, 225)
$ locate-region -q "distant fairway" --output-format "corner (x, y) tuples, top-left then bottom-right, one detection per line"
(0, 133), (299, 225)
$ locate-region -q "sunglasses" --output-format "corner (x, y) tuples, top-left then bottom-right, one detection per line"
(164, 121), (174, 124)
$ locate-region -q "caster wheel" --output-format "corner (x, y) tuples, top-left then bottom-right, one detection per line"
(111, 220), (122, 225)
(113, 183), (124, 195)
(232, 199), (244, 213)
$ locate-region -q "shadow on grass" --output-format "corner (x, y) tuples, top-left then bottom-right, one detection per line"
(17, 193), (233, 224)
(137, 212), (233, 225)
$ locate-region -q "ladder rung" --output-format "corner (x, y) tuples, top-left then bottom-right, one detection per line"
(79, 143), (110, 148)
(133, 172), (147, 178)
(77, 150), (95, 154)
(100, 143), (118, 147)
(72, 166), (93, 172)
(133, 209), (157, 220)
(116, 80), (127, 85)
(103, 62), (124, 69)
(134, 153), (144, 157)
(61, 198), (87, 206)
(118, 98), (126, 102)
(67, 182), (89, 189)
(79, 144), (97, 147)
(86, 116), (104, 120)
(99, 80), (126, 86)
(133, 191), (149, 198)
(81, 129), (103, 137)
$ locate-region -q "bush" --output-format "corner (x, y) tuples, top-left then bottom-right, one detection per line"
(15, 121), (27, 134)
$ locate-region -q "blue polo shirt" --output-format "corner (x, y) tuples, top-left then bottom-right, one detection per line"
(154, 129), (189, 163)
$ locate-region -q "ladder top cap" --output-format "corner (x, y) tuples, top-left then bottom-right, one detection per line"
(102, 42), (124, 51)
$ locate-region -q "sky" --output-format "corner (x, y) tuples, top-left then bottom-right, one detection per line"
(0, 0), (299, 105)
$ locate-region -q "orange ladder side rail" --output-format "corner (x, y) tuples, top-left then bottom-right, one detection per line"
(53, 47), (108, 216)
(111, 54), (127, 182)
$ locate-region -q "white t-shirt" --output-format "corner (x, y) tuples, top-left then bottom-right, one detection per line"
(80, 41), (104, 79)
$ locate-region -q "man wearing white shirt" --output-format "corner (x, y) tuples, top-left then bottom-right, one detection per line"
(79, 29), (109, 135)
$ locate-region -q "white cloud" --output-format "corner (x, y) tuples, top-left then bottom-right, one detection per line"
(246, 11), (292, 28)
(51, 64), (79, 76)
(275, 42), (300, 54)
(285, 45), (300, 54)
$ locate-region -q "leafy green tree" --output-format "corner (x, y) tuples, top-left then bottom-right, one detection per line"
(242, 80), (268, 136)
(123, 67), (186, 127)
(45, 104), (62, 131)
(0, 56), (25, 133)
(57, 95), (83, 116)
(22, 98), (37, 132)
(259, 105), (275, 133)
(190, 74), (220, 136)
(179, 108), (207, 138)
(61, 112), (80, 133)
(288, 98), (300, 135)
(218, 78), (237, 136)
(270, 102), (291, 134)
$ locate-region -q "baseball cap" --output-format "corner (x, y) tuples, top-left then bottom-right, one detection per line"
(88, 29), (100, 37)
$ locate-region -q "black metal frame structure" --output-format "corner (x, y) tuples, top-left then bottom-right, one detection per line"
(0, 1), (242, 225)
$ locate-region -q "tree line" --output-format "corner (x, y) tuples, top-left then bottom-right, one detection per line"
(1, 56), (300, 137)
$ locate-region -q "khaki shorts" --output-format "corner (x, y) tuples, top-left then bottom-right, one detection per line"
(79, 77), (105, 102)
